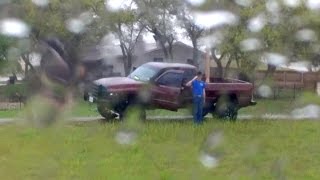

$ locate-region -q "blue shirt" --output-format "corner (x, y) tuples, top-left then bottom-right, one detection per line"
(192, 80), (206, 96)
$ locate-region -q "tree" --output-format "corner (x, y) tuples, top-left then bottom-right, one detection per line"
(107, 8), (145, 76)
(7, 0), (107, 77)
(134, 0), (179, 60)
(177, 3), (204, 67)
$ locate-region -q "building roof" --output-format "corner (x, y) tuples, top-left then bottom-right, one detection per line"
(144, 41), (205, 55)
(144, 62), (196, 69)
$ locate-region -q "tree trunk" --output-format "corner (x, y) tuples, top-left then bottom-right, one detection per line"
(21, 53), (35, 73)
(224, 58), (233, 78)
(24, 62), (29, 77)
(192, 39), (199, 67)
(216, 61), (223, 79)
(160, 40), (169, 59)
(126, 53), (133, 76)
(168, 43), (173, 61)
(152, 28), (169, 59)
(120, 44), (129, 76)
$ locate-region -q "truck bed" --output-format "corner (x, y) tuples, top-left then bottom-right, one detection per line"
(205, 78), (254, 108)
(206, 78), (253, 91)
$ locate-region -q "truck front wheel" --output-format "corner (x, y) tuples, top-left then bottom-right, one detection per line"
(97, 102), (118, 120)
(213, 95), (238, 121)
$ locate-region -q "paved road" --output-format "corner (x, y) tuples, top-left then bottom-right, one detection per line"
(0, 114), (319, 125)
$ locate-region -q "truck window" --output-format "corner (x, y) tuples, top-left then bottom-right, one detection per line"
(128, 64), (160, 82)
(183, 69), (196, 81)
(157, 72), (183, 87)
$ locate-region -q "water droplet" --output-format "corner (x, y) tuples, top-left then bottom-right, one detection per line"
(193, 11), (239, 29)
(199, 152), (219, 168)
(306, 0), (320, 10)
(204, 131), (223, 149)
(115, 130), (137, 145)
(0, 18), (30, 38)
(29, 52), (42, 67)
(291, 104), (320, 119)
(0, 0), (10, 6)
(266, 0), (281, 13)
(257, 85), (272, 98)
(263, 52), (288, 67)
(240, 38), (263, 52)
(31, 0), (49, 7)
(247, 13), (266, 32)
(186, 0), (206, 6)
(234, 0), (253, 7)
(66, 18), (86, 34)
(282, 0), (301, 8)
(199, 31), (224, 48)
(287, 61), (310, 72)
(79, 11), (94, 25)
(106, 0), (136, 11)
(295, 29), (317, 42)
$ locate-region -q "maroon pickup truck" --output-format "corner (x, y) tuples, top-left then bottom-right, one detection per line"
(84, 62), (256, 120)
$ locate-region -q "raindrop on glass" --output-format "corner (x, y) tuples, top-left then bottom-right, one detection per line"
(31, 0), (49, 7)
(115, 130), (137, 145)
(295, 29), (317, 42)
(79, 11), (94, 26)
(193, 11), (239, 29)
(282, 0), (301, 8)
(247, 14), (266, 32)
(66, 18), (86, 34)
(0, 0), (10, 6)
(306, 0), (320, 10)
(199, 152), (219, 169)
(263, 52), (288, 67)
(257, 85), (272, 98)
(234, 0), (252, 7)
(240, 38), (263, 52)
(186, 0), (206, 6)
(266, 0), (281, 13)
(0, 18), (30, 38)
(291, 104), (320, 119)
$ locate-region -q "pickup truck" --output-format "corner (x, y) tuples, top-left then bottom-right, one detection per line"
(84, 62), (256, 120)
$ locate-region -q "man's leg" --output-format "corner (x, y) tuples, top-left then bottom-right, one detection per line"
(195, 96), (202, 124)
(193, 96), (198, 124)
(198, 97), (204, 123)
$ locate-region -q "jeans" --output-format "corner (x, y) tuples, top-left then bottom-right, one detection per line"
(193, 95), (204, 124)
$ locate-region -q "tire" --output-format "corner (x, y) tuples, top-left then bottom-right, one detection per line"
(202, 102), (213, 117)
(213, 95), (238, 121)
(97, 102), (118, 120)
(116, 97), (146, 121)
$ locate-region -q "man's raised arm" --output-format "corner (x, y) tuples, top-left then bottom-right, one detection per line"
(186, 76), (197, 87)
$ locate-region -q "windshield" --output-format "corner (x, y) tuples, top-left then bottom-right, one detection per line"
(128, 65), (159, 82)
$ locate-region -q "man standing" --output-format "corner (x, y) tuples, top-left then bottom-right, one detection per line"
(186, 71), (206, 124)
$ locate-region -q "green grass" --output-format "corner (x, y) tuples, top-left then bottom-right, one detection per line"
(1, 120), (320, 179)
(0, 109), (21, 118)
(1, 92), (319, 119)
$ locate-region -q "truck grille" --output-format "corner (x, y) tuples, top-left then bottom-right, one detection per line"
(84, 81), (109, 100)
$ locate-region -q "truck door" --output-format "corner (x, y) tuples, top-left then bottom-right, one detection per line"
(152, 70), (184, 110)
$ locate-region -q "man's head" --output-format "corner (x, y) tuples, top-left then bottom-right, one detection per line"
(196, 71), (202, 80)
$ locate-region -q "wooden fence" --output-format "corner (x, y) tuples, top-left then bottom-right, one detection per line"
(210, 67), (320, 98)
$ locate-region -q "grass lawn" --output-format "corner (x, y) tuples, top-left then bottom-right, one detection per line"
(0, 93), (318, 119)
(0, 109), (21, 118)
(1, 120), (320, 179)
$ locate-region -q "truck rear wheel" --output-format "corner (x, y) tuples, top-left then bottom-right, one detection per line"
(213, 95), (238, 121)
